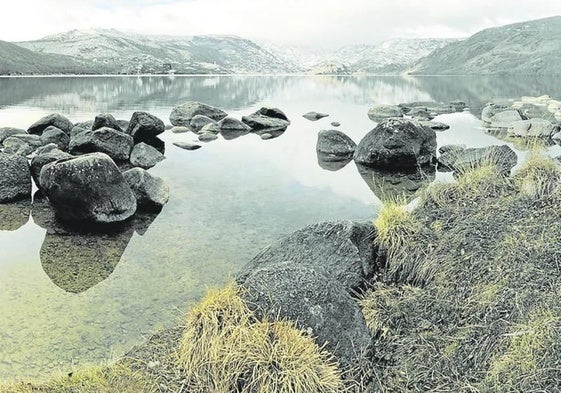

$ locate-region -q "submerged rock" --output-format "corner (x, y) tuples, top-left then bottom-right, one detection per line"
(367, 105), (403, 122)
(173, 142), (202, 151)
(126, 112), (165, 143)
(238, 220), (377, 294)
(317, 153), (352, 171)
(240, 261), (371, 367)
(40, 153), (137, 223)
(170, 101), (227, 127)
(0, 198), (31, 231)
(0, 153), (32, 203)
(28, 113), (74, 136)
(198, 132), (219, 142)
(354, 118), (437, 170)
(303, 111), (329, 121)
(316, 129), (356, 161)
(129, 142), (165, 169)
(69, 127), (134, 161)
(255, 107), (289, 121)
(123, 167), (169, 211)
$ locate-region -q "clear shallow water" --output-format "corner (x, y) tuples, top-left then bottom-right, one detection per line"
(1, 75), (560, 381)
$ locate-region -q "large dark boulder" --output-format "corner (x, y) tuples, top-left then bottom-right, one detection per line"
(28, 113), (73, 136)
(240, 261), (372, 367)
(438, 145), (517, 174)
(123, 167), (169, 211)
(354, 118), (437, 170)
(30, 148), (73, 188)
(169, 102), (227, 127)
(39, 153), (137, 223)
(0, 127), (27, 144)
(40, 126), (70, 151)
(316, 129), (356, 161)
(92, 113), (123, 132)
(69, 127), (134, 161)
(126, 112), (165, 143)
(237, 220), (377, 294)
(255, 107), (289, 121)
(129, 142), (165, 169)
(0, 153), (32, 202)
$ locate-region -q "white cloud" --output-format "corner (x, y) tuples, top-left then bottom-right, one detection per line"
(1, 0), (561, 47)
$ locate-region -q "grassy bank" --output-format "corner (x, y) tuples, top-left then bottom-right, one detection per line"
(4, 150), (561, 392)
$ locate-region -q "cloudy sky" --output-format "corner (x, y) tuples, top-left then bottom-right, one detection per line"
(2, 0), (561, 47)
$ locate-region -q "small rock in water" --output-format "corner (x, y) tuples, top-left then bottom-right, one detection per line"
(198, 132), (218, 142)
(419, 120), (450, 131)
(331, 122), (341, 127)
(303, 111), (329, 121)
(170, 101), (228, 127)
(367, 105), (403, 122)
(170, 126), (191, 134)
(173, 142), (202, 151)
(190, 115), (217, 133)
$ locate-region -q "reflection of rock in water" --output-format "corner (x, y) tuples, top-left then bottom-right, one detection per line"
(0, 199), (31, 231)
(356, 164), (435, 202)
(317, 152), (352, 172)
(32, 194), (159, 293)
(252, 127), (287, 140)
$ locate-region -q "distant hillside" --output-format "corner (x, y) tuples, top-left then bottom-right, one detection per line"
(0, 40), (98, 75)
(410, 16), (561, 75)
(16, 29), (301, 74)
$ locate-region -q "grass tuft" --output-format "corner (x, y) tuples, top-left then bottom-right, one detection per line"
(374, 200), (419, 257)
(513, 150), (561, 198)
(179, 282), (343, 393)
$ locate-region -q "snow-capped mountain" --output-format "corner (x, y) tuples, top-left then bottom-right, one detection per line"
(17, 29), (302, 74)
(266, 38), (457, 75)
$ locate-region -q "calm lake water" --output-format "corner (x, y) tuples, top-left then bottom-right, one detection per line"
(1, 75), (560, 382)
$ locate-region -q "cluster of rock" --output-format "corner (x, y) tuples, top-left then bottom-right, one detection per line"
(0, 112), (169, 224)
(482, 95), (561, 139)
(236, 220), (378, 367)
(169, 101), (290, 147)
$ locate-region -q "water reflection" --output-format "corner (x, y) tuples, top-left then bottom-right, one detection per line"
(355, 164), (436, 202)
(317, 152), (353, 172)
(0, 199), (31, 231)
(32, 195), (159, 293)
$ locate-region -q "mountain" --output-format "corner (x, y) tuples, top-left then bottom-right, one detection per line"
(410, 16), (561, 75)
(16, 29), (301, 74)
(0, 40), (102, 75)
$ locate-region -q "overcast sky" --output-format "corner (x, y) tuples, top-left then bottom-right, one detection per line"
(2, 0), (561, 48)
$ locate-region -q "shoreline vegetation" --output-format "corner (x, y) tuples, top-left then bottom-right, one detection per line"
(3, 146), (561, 392)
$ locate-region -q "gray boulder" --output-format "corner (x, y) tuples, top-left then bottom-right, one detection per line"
(126, 112), (165, 143)
(123, 167), (169, 211)
(419, 121), (450, 131)
(93, 113), (123, 132)
(239, 261), (371, 366)
(237, 220), (377, 294)
(487, 110), (524, 128)
(28, 113), (73, 136)
(0, 153), (32, 203)
(438, 145), (517, 174)
(303, 111), (329, 121)
(173, 142), (202, 151)
(129, 142), (165, 169)
(0, 127), (27, 144)
(316, 129), (356, 161)
(169, 101), (227, 127)
(255, 107), (289, 121)
(189, 115), (217, 133)
(507, 118), (559, 138)
(40, 153), (137, 223)
(398, 101), (457, 116)
(2, 134), (43, 156)
(199, 123), (221, 134)
(354, 118), (437, 169)
(408, 107), (434, 121)
(69, 127), (134, 161)
(40, 126), (70, 151)
(367, 105), (403, 122)
(30, 148), (73, 188)
(70, 126), (90, 137)
(242, 114), (290, 130)
(218, 116), (251, 139)
(74, 120), (93, 130)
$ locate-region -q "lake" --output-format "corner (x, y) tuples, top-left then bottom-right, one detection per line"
(1, 75), (560, 382)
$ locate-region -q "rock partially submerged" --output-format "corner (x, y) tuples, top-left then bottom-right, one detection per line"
(303, 111), (329, 121)
(0, 153), (32, 203)
(130, 142), (165, 169)
(354, 118), (437, 170)
(242, 113), (290, 130)
(40, 153), (137, 223)
(367, 105), (403, 122)
(316, 129), (356, 161)
(189, 115), (217, 133)
(170, 101), (227, 127)
(126, 112), (165, 143)
(123, 167), (169, 212)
